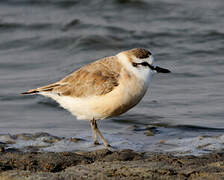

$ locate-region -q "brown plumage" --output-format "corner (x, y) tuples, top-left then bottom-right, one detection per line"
(22, 56), (122, 97)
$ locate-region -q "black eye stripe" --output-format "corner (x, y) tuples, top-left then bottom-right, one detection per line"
(141, 62), (149, 67)
(132, 61), (155, 70)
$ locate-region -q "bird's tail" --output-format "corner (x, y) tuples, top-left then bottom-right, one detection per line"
(21, 88), (40, 95)
(21, 83), (60, 95)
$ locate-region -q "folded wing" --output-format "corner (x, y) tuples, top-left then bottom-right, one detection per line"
(22, 56), (122, 98)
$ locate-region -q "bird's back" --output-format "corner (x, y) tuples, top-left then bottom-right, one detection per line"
(22, 56), (122, 98)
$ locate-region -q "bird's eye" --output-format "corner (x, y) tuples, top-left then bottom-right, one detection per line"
(132, 62), (138, 67)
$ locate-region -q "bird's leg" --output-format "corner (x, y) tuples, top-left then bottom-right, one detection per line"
(90, 119), (100, 145)
(90, 119), (110, 147)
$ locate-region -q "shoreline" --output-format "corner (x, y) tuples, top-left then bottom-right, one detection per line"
(1, 149), (224, 179)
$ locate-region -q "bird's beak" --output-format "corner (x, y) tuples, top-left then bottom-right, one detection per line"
(154, 66), (171, 73)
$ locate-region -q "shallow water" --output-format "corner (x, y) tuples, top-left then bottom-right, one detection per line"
(0, 0), (224, 155)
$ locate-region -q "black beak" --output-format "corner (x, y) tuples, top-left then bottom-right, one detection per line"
(154, 66), (171, 73)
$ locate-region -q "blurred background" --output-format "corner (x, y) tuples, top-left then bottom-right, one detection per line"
(0, 0), (224, 153)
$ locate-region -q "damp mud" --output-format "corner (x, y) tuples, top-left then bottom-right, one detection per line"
(1, 149), (224, 179)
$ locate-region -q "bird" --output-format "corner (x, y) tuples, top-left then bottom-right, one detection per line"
(22, 48), (170, 147)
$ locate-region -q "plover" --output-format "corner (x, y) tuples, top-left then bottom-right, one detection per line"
(22, 48), (170, 147)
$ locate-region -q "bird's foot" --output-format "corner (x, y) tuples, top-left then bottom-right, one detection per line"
(93, 141), (100, 145)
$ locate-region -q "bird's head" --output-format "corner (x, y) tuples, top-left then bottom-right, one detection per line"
(117, 48), (171, 80)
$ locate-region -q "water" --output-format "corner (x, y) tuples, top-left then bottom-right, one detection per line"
(0, 0), (224, 155)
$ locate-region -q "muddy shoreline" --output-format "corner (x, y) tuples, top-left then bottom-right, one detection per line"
(1, 148), (224, 180)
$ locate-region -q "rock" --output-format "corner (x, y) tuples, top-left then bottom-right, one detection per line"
(0, 146), (5, 153)
(103, 149), (143, 161)
(69, 137), (85, 143)
(159, 140), (166, 144)
(15, 133), (33, 141)
(144, 130), (154, 136)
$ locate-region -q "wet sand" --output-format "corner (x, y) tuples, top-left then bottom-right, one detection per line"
(1, 148), (224, 180)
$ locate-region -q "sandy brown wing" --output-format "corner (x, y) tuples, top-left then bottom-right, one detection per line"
(50, 56), (122, 97)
